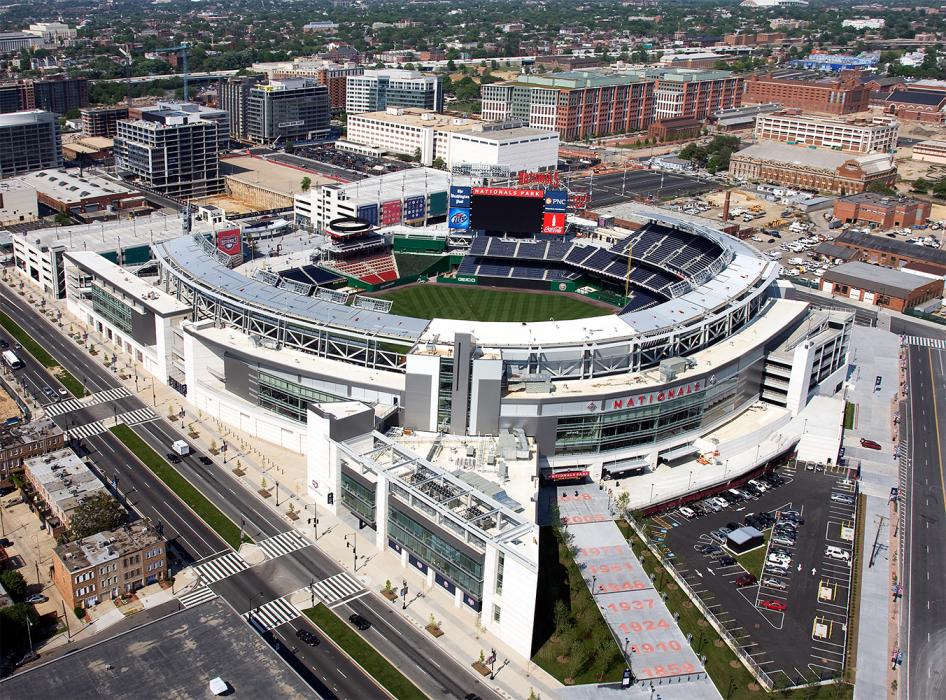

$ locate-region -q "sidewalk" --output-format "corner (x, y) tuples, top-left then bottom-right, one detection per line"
(45, 292), (563, 700)
(844, 326), (901, 700)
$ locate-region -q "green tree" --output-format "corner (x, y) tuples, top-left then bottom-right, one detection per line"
(0, 570), (27, 600)
(54, 211), (71, 226)
(68, 493), (126, 540)
(432, 156), (445, 169)
(0, 603), (40, 654)
(867, 181), (897, 196)
(912, 178), (932, 193)
(300, 176), (312, 191)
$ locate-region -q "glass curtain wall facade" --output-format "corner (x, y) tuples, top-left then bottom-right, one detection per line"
(256, 371), (344, 423)
(340, 470), (376, 525)
(90, 284), (133, 334)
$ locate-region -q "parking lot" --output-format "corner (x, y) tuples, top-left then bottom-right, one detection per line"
(649, 462), (858, 686)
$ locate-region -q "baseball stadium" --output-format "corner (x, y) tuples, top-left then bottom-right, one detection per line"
(61, 180), (853, 661)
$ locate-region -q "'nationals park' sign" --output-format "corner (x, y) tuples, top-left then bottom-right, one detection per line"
(589, 381), (704, 412)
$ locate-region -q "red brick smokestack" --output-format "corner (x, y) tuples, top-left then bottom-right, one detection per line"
(722, 190), (731, 222)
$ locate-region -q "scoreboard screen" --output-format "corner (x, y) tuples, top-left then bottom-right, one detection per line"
(469, 188), (545, 234)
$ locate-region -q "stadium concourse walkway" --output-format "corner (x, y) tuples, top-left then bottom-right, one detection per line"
(557, 485), (718, 698)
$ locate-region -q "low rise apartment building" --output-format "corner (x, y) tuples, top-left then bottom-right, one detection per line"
(80, 106), (129, 138)
(833, 192), (931, 229)
(23, 448), (120, 534)
(52, 519), (166, 609)
(0, 418), (65, 477)
(754, 111), (898, 153)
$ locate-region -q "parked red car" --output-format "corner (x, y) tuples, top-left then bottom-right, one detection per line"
(860, 438), (882, 450)
(759, 599), (787, 612)
(735, 574), (757, 587)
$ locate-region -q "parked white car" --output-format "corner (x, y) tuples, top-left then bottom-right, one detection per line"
(825, 546), (851, 561)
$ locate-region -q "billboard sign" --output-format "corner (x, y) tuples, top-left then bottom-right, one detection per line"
(472, 187), (544, 199)
(448, 207), (471, 230)
(518, 171), (560, 188)
(380, 200), (402, 226)
(215, 228), (242, 256)
(449, 186), (472, 209)
(404, 195), (426, 221)
(542, 211), (566, 235)
(572, 192), (589, 210)
(356, 204), (379, 226)
(544, 189), (568, 213)
(429, 191), (448, 217)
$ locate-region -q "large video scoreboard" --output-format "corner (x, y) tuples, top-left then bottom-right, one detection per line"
(449, 186), (569, 235)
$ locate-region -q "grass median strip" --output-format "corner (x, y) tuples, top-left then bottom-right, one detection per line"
(109, 424), (248, 549)
(303, 604), (424, 700)
(0, 308), (86, 397)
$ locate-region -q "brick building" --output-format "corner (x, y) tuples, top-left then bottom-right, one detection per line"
(0, 418), (65, 477)
(52, 519), (166, 609)
(729, 141), (896, 195)
(879, 89), (946, 124)
(80, 106), (130, 138)
(832, 229), (946, 275)
(820, 261), (943, 312)
(912, 139), (946, 165)
(744, 70), (870, 115)
(648, 117), (704, 142)
(833, 192), (931, 229)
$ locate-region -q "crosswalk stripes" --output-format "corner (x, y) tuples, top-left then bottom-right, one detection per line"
(193, 551), (250, 585)
(67, 420), (107, 440)
(178, 585), (218, 609)
(44, 387), (131, 417)
(117, 406), (159, 426)
(257, 530), (311, 560)
(311, 571), (365, 607)
(245, 596), (302, 631)
(901, 335), (946, 350)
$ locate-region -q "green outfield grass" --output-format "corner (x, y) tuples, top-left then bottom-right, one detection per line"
(373, 284), (612, 322)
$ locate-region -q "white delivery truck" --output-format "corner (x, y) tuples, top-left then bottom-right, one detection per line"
(172, 440), (191, 457)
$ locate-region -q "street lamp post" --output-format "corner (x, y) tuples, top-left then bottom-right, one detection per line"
(345, 533), (357, 571)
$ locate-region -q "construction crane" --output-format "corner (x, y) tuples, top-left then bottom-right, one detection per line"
(117, 44), (133, 107)
(152, 42), (190, 101)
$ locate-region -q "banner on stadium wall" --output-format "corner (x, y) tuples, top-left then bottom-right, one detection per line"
(542, 211), (566, 235)
(428, 191), (448, 217)
(449, 186), (472, 208)
(357, 204), (379, 226)
(472, 187), (544, 198)
(380, 200), (402, 226)
(544, 189), (568, 213)
(448, 207), (470, 230)
(215, 228), (242, 256)
(404, 196), (426, 220)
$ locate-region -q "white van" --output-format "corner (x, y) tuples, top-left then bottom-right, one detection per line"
(679, 506), (696, 519)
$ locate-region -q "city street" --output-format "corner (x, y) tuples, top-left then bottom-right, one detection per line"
(902, 344), (946, 700)
(0, 283), (501, 700)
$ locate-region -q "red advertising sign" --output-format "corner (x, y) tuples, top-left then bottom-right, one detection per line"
(472, 187), (545, 198)
(518, 171), (560, 188)
(216, 228), (242, 256)
(545, 469), (590, 482)
(380, 199), (402, 226)
(572, 193), (589, 210)
(542, 211), (566, 235)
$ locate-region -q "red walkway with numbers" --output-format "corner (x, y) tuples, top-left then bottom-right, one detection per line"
(558, 486), (712, 688)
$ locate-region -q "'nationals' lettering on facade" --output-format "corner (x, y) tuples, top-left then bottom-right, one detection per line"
(605, 381), (702, 411)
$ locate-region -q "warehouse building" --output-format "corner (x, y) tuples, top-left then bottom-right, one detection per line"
(12, 169), (146, 216)
(833, 192), (931, 229)
(820, 261), (943, 311)
(832, 229), (946, 275)
(753, 111), (898, 154)
(912, 139), (946, 164)
(729, 141), (896, 195)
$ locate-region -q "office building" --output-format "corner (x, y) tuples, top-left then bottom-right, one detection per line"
(729, 141), (896, 194)
(25, 22), (77, 45)
(447, 124), (559, 175)
(346, 69), (442, 115)
(912, 139), (946, 164)
(52, 519), (166, 609)
(32, 76), (89, 115)
(754, 111), (898, 153)
(218, 75), (260, 142)
(833, 192), (931, 229)
(253, 60), (363, 112)
(0, 180), (39, 226)
(0, 80), (33, 114)
(483, 69), (741, 141)
(820, 261), (943, 312)
(114, 105), (223, 199)
(81, 106), (129, 138)
(246, 79), (331, 145)
(744, 70), (870, 115)
(0, 32), (44, 53)
(0, 110), (62, 177)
